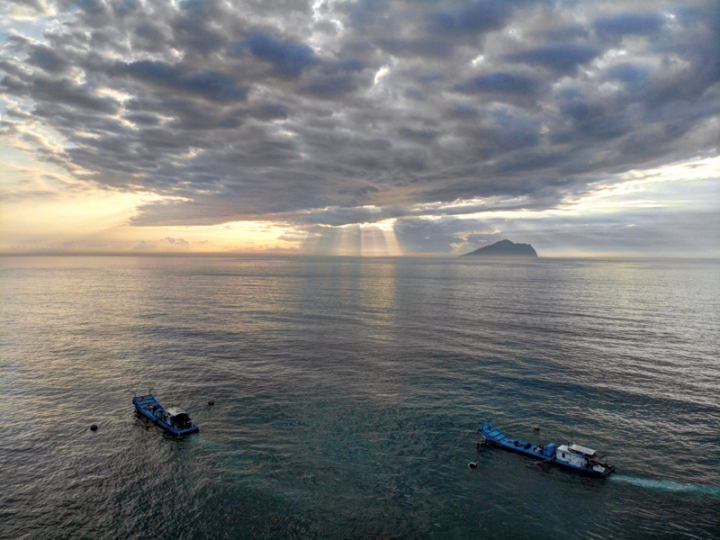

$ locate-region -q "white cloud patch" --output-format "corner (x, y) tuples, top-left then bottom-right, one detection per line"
(373, 65), (390, 85)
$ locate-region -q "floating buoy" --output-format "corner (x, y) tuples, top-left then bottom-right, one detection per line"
(208, 400), (215, 406)
(533, 425), (540, 431)
(90, 424), (98, 431)
(468, 462), (478, 469)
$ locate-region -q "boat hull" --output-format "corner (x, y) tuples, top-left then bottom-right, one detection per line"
(555, 460), (616, 478)
(133, 394), (199, 436)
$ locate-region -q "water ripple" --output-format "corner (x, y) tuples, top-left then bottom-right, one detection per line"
(1, 256), (718, 539)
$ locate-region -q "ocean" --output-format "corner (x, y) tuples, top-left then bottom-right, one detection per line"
(1, 255), (718, 539)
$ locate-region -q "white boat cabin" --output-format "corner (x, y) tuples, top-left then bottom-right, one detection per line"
(556, 443), (609, 473)
(568, 443), (596, 456)
(164, 407), (193, 428)
(166, 407), (187, 418)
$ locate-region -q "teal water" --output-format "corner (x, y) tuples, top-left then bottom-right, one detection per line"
(1, 256), (718, 539)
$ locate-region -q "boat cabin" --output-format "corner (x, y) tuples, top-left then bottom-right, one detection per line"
(165, 407), (194, 429)
(556, 443), (609, 473)
(568, 443), (596, 457)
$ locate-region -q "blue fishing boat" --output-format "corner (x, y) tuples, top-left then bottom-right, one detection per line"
(478, 422), (615, 477)
(133, 390), (199, 435)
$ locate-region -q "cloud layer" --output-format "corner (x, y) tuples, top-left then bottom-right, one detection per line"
(1, 0), (718, 253)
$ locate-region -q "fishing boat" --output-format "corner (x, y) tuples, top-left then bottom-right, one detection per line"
(478, 422), (615, 477)
(133, 390), (199, 435)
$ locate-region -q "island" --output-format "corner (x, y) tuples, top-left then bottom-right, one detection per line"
(462, 239), (538, 257)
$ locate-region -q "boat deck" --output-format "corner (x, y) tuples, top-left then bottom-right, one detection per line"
(479, 423), (554, 460)
(134, 394), (162, 410)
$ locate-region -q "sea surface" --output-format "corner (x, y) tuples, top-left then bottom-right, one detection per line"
(1, 255), (718, 540)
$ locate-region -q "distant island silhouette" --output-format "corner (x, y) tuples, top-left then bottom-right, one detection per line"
(462, 239), (538, 257)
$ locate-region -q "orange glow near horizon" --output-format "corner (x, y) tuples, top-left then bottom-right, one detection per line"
(1, 136), (718, 257)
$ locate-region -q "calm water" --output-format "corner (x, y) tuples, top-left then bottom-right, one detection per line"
(1, 256), (718, 539)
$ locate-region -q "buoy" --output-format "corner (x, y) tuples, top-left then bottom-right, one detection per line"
(90, 424), (98, 431)
(208, 400), (215, 406)
(468, 462), (477, 469)
(533, 425), (540, 431)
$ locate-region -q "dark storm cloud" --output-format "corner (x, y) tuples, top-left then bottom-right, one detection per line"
(171, 0), (228, 55)
(455, 71), (541, 95)
(425, 0), (514, 36)
(234, 32), (317, 78)
(503, 44), (601, 74)
(1, 72), (119, 113)
(300, 58), (368, 98)
(593, 12), (665, 39)
(27, 45), (69, 73)
(114, 60), (250, 102)
(1, 0), (718, 250)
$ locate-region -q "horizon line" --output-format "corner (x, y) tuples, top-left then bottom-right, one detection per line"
(1, 251), (718, 261)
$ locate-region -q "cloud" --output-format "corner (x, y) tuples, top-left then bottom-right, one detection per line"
(27, 44), (69, 73)
(113, 61), (250, 103)
(235, 32), (317, 78)
(7, 0), (57, 19)
(0, 0), (718, 255)
(394, 216), (498, 254)
(454, 71), (541, 96)
(161, 236), (190, 246)
(593, 12), (665, 40)
(426, 1), (514, 37)
(132, 240), (156, 251)
(503, 44), (601, 75)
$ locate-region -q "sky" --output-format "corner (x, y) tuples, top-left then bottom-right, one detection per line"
(0, 0), (718, 257)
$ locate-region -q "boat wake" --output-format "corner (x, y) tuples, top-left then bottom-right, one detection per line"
(611, 475), (720, 497)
